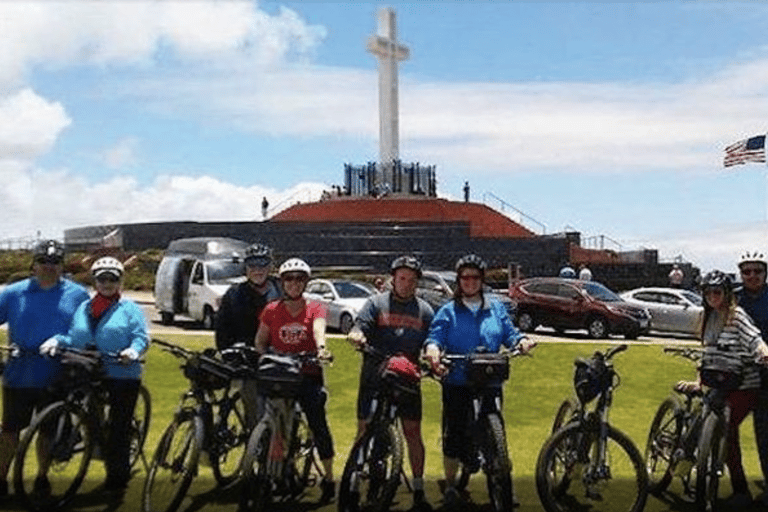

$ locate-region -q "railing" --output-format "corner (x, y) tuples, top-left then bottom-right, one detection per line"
(481, 192), (547, 235)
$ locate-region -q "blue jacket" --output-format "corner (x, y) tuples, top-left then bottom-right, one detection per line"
(0, 278), (90, 388)
(56, 298), (149, 381)
(425, 295), (524, 387)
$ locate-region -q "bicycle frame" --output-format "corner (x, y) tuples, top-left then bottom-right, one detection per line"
(259, 394), (313, 488)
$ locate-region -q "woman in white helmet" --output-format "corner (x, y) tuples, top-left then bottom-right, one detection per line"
(254, 258), (336, 504)
(39, 256), (149, 492)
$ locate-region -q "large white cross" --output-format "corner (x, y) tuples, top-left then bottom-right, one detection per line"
(367, 7), (409, 175)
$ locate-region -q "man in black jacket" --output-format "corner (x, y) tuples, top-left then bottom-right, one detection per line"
(215, 243), (281, 428)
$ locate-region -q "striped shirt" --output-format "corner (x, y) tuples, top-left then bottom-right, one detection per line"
(702, 306), (766, 389)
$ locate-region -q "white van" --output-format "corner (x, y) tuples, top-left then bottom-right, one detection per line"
(154, 237), (248, 328)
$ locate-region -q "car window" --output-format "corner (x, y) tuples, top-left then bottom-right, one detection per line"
(306, 282), (325, 295)
(333, 282), (373, 299)
(658, 293), (682, 305)
(525, 282), (559, 296)
(681, 291), (703, 306)
(633, 292), (658, 303)
(418, 276), (443, 290)
(205, 260), (244, 285)
(557, 284), (582, 300)
(582, 282), (621, 302)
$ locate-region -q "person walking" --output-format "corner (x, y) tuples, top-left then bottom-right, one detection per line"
(40, 256), (149, 493)
(347, 255), (435, 511)
(254, 258), (336, 504)
(424, 254), (536, 509)
(0, 240), (90, 498)
(736, 252), (768, 506)
(677, 270), (768, 509)
(215, 243), (281, 429)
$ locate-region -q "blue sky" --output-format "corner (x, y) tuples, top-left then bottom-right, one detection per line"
(3, 1), (768, 274)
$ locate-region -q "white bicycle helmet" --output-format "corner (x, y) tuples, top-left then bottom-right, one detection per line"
(738, 251), (767, 271)
(91, 256), (124, 279)
(278, 258), (311, 278)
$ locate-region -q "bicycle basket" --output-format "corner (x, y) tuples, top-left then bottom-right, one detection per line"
(699, 349), (744, 391)
(466, 353), (510, 386)
(380, 355), (420, 396)
(256, 354), (303, 397)
(183, 353), (232, 390)
(574, 355), (612, 404)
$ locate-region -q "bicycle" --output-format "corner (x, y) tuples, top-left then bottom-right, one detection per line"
(337, 344), (420, 512)
(142, 338), (256, 512)
(239, 351), (331, 512)
(12, 346), (151, 512)
(535, 344), (648, 512)
(425, 349), (525, 512)
(644, 346), (705, 499)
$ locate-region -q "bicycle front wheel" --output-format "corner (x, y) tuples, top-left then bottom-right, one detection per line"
(292, 413), (323, 493)
(536, 422), (648, 512)
(551, 398), (578, 434)
(210, 390), (248, 488)
(645, 395), (684, 495)
(483, 413), (514, 512)
(129, 384), (152, 470)
(695, 412), (726, 512)
(338, 423), (404, 512)
(142, 410), (203, 512)
(239, 420), (272, 512)
(14, 401), (94, 512)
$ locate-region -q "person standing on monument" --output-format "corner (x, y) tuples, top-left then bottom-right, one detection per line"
(0, 240), (90, 498)
(347, 255), (435, 511)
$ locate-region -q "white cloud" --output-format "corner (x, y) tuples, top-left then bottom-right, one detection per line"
(0, 89), (70, 162)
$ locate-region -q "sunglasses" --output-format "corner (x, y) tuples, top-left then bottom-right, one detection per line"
(741, 268), (765, 276)
(35, 257), (63, 265)
(245, 257), (271, 268)
(282, 274), (307, 283)
(95, 274), (120, 283)
(459, 274), (482, 281)
(704, 288), (724, 296)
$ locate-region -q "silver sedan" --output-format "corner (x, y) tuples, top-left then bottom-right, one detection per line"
(619, 287), (703, 337)
(304, 279), (376, 334)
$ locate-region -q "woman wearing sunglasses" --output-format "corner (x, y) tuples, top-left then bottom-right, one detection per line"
(40, 256), (149, 493)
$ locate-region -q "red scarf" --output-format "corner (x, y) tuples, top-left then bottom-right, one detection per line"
(91, 292), (120, 320)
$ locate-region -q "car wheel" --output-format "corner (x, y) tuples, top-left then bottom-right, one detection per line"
(160, 312), (174, 326)
(587, 316), (608, 339)
(516, 311), (536, 332)
(339, 313), (354, 335)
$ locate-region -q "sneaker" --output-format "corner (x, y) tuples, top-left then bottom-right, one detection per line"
(723, 491), (753, 509)
(319, 479), (335, 504)
(443, 486), (461, 510)
(33, 476), (50, 496)
(412, 489), (432, 512)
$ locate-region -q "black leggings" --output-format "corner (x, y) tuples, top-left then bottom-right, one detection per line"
(102, 378), (140, 485)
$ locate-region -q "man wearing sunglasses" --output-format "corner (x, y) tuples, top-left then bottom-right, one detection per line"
(215, 243), (281, 429)
(0, 240), (89, 498)
(737, 252), (768, 506)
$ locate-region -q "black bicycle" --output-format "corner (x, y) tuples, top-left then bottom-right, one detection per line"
(338, 345), (418, 512)
(535, 344), (648, 512)
(240, 351), (330, 512)
(142, 339), (256, 512)
(644, 346), (705, 499)
(427, 349), (524, 512)
(13, 346), (151, 512)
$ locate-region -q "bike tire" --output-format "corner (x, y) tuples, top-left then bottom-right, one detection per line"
(129, 384), (152, 470)
(13, 400), (94, 512)
(536, 422), (648, 512)
(695, 412), (726, 512)
(338, 423), (404, 512)
(239, 420), (272, 512)
(645, 395), (683, 495)
(292, 413), (323, 493)
(551, 398), (578, 434)
(210, 390), (248, 488)
(142, 410), (203, 512)
(483, 413), (515, 512)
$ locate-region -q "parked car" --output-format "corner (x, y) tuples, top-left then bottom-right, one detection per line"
(305, 279), (376, 334)
(619, 287), (703, 337)
(416, 270), (515, 317)
(508, 277), (651, 339)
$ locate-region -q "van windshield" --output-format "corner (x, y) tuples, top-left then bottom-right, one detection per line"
(206, 260), (245, 285)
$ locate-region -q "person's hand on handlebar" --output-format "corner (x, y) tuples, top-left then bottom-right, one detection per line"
(346, 327), (366, 348)
(424, 343), (447, 377)
(756, 342), (768, 365)
(675, 379), (702, 394)
(317, 346), (333, 362)
(517, 336), (537, 355)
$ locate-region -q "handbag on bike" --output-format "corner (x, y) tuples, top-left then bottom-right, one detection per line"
(699, 348), (744, 391)
(574, 354), (612, 404)
(184, 349), (233, 390)
(466, 353), (510, 386)
(256, 353), (304, 397)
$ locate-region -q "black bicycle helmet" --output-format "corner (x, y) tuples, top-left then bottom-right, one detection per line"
(701, 270), (733, 291)
(244, 243), (273, 266)
(455, 254), (487, 275)
(33, 240), (64, 262)
(390, 255), (422, 277)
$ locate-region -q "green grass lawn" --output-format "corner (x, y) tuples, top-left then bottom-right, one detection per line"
(1, 332), (766, 511)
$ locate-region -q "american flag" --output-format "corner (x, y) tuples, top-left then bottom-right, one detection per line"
(724, 135), (766, 167)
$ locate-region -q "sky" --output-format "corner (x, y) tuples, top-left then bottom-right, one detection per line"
(4, 1), (768, 274)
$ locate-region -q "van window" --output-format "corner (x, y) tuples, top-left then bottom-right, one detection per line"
(191, 262), (204, 285)
(206, 260), (246, 285)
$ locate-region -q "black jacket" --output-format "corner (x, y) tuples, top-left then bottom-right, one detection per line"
(214, 277), (281, 351)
